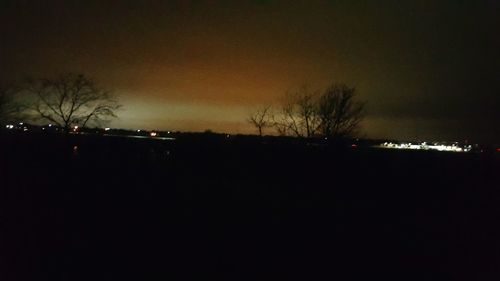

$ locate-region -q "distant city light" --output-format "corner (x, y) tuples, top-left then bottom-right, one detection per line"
(19, 122), (23, 125)
(48, 124), (52, 127)
(379, 142), (471, 152)
(137, 129), (141, 132)
(150, 132), (157, 137)
(104, 127), (111, 131)
(5, 124), (14, 129)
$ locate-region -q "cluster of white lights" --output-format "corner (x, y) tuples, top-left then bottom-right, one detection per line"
(4, 124), (28, 131)
(380, 142), (472, 153)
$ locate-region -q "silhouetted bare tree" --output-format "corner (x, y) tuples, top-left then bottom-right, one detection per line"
(24, 73), (120, 131)
(248, 106), (272, 136)
(273, 83), (364, 139)
(273, 86), (320, 138)
(317, 84), (364, 138)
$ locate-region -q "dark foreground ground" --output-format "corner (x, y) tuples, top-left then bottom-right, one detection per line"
(1, 132), (500, 280)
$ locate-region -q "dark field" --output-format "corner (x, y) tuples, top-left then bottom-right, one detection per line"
(1, 132), (500, 280)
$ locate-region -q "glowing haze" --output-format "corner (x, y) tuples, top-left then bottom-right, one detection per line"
(1, 1), (499, 142)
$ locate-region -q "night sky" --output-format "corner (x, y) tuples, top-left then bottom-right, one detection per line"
(1, 1), (499, 142)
